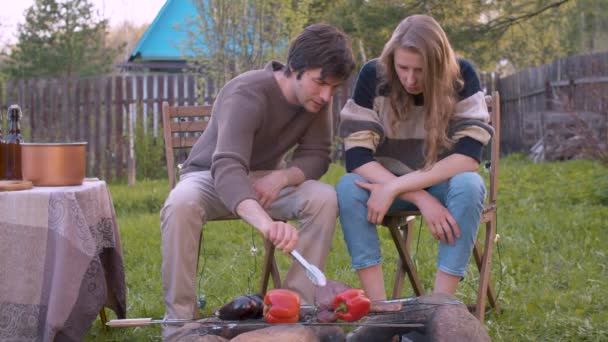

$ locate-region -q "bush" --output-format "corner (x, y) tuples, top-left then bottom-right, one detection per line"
(134, 120), (167, 180)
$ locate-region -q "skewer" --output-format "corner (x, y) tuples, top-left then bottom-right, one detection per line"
(107, 318), (424, 329)
(300, 297), (462, 310)
(107, 298), (460, 328)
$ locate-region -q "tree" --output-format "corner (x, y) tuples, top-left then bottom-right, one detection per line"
(5, 0), (120, 79)
(316, 0), (605, 73)
(106, 21), (148, 66)
(184, 0), (312, 90)
(318, 0), (412, 65)
(0, 20), (11, 82)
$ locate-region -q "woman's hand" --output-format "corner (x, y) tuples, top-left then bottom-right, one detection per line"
(355, 180), (397, 225)
(415, 194), (460, 245)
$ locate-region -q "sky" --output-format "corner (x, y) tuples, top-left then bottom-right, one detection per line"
(1, 0), (167, 44)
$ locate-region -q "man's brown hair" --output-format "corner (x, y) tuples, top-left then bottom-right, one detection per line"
(285, 24), (355, 81)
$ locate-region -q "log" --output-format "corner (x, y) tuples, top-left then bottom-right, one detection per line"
(230, 325), (319, 342)
(165, 293), (489, 342)
(346, 293), (490, 342)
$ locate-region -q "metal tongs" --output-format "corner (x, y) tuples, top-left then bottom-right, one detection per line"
(290, 250), (327, 287)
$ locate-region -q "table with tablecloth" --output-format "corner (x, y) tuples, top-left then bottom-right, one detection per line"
(0, 180), (126, 341)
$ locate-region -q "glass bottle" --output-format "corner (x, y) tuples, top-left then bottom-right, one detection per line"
(5, 105), (23, 180)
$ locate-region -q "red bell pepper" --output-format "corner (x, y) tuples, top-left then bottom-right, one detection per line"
(333, 289), (371, 321)
(263, 289), (300, 323)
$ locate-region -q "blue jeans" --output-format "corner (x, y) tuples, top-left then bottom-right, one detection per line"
(336, 172), (486, 277)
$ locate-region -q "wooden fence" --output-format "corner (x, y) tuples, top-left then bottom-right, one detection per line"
(0, 74), (213, 181)
(494, 51), (608, 153)
(0, 73), (351, 182)
(1, 51), (606, 181)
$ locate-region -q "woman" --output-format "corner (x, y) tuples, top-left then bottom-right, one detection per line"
(337, 14), (493, 310)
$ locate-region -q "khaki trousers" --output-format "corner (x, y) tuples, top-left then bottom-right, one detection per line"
(160, 170), (337, 326)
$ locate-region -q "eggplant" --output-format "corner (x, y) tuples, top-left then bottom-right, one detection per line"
(216, 294), (264, 320)
(316, 308), (338, 323)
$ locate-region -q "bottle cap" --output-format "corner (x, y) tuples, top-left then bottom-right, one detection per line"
(7, 104), (22, 120)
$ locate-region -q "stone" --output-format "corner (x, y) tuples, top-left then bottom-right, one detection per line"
(177, 334), (229, 342)
(164, 318), (261, 341)
(230, 325), (319, 342)
(308, 326), (347, 342)
(426, 299), (490, 342)
(346, 293), (489, 342)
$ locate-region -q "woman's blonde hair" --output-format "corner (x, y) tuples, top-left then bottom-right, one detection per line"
(379, 15), (463, 168)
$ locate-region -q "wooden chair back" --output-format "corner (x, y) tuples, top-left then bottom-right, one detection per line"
(161, 101), (281, 295)
(162, 101), (213, 189)
(383, 91), (501, 321)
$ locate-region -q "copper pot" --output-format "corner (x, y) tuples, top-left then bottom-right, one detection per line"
(21, 142), (87, 186)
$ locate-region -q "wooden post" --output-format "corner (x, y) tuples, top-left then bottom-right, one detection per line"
(114, 76), (124, 180)
(568, 78), (575, 111)
(545, 79), (553, 111)
(128, 105), (136, 186)
(93, 78), (102, 178)
(105, 77), (113, 181)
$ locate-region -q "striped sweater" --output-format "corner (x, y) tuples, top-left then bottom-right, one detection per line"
(339, 58), (493, 175)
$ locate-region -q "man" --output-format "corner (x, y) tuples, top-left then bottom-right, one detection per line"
(160, 23), (355, 338)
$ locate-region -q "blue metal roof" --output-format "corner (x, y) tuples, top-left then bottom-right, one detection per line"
(129, 0), (205, 61)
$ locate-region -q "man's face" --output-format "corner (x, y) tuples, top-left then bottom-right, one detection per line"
(292, 68), (343, 113)
(394, 47), (424, 95)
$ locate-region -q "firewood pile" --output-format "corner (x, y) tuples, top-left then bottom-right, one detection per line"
(529, 111), (606, 162)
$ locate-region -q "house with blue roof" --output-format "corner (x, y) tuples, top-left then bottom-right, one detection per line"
(123, 0), (206, 72)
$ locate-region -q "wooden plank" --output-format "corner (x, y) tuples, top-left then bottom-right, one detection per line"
(136, 75), (144, 104)
(172, 136), (199, 148)
(125, 76), (135, 184)
(17, 79), (26, 111)
(170, 120), (208, 133)
(27, 80), (35, 141)
(160, 75), (167, 135)
(36, 80), (49, 142)
(15, 80), (22, 122)
(177, 74), (185, 105)
(136, 75), (145, 132)
(5, 80), (13, 109)
(187, 74), (195, 105)
(72, 79), (80, 142)
(115, 76), (124, 180)
(93, 77), (103, 178)
(169, 105), (212, 118)
(126, 76), (134, 117)
(50, 80), (58, 141)
(167, 75), (175, 105)
(145, 75), (155, 136)
(82, 79), (92, 173)
(60, 79), (69, 141)
(156, 74), (165, 136)
(105, 76), (113, 181)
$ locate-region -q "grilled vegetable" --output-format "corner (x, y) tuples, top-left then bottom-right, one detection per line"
(316, 308), (338, 323)
(216, 294), (264, 320)
(263, 289), (300, 323)
(333, 289), (371, 321)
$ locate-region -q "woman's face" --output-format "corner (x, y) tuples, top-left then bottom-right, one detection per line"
(393, 47), (424, 95)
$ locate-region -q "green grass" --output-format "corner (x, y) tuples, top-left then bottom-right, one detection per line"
(85, 155), (608, 341)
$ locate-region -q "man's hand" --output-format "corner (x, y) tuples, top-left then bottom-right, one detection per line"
(262, 221), (299, 253)
(236, 199), (298, 253)
(253, 171), (288, 209)
(414, 194), (460, 245)
(355, 180), (397, 225)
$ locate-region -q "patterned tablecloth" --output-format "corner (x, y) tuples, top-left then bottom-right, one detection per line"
(0, 180), (126, 341)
